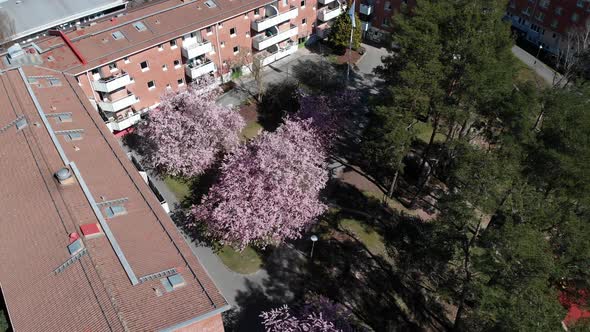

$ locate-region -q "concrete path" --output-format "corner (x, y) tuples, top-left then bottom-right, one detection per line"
(511, 45), (563, 86)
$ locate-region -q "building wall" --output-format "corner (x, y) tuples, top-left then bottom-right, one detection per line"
(173, 313), (225, 332)
(507, 0), (590, 54)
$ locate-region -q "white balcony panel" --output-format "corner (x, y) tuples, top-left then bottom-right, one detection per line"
(98, 94), (138, 113)
(359, 3), (373, 15)
(181, 41), (213, 59)
(253, 25), (298, 50)
(361, 20), (371, 32)
(91, 73), (131, 93)
(185, 60), (216, 79)
(318, 0), (336, 4)
(259, 44), (298, 66)
(318, 6), (344, 22)
(107, 113), (142, 132)
(251, 6), (298, 31)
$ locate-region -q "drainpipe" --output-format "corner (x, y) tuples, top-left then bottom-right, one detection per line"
(214, 24), (224, 83)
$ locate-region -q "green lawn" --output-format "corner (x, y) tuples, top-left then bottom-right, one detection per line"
(241, 121), (262, 140)
(512, 55), (549, 88)
(414, 121), (446, 144)
(163, 176), (191, 201)
(217, 245), (263, 274)
(339, 218), (388, 257)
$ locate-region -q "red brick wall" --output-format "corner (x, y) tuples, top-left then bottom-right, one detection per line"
(507, 0), (590, 34)
(173, 313), (225, 332)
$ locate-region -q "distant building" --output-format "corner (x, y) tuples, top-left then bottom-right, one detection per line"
(0, 65), (229, 331)
(354, 0), (415, 44)
(506, 0), (590, 55)
(0, 0), (128, 44)
(2, 0), (344, 135)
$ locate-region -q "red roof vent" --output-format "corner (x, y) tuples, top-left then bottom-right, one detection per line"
(69, 232), (79, 243)
(80, 223), (103, 239)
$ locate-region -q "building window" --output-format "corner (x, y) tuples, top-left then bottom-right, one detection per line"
(555, 7), (563, 15)
(572, 13), (579, 22)
(254, 8), (259, 15)
(166, 83), (172, 89)
(522, 6), (531, 16)
(233, 46), (239, 53)
(383, 17), (391, 26)
(108, 62), (117, 71)
(301, 0), (305, 7)
(124, 57), (130, 64)
(540, 0), (549, 8)
(577, 0), (584, 8)
(177, 78), (184, 86)
(140, 61), (149, 71)
(536, 12), (545, 21)
(174, 59), (181, 68)
(158, 44), (164, 51)
(206, 26), (212, 34)
(385, 1), (392, 11)
(551, 19), (558, 28)
(147, 80), (156, 89)
(230, 27), (237, 36)
(218, 22), (223, 28)
(162, 64), (168, 71)
(302, 18), (307, 25)
(221, 41), (225, 47)
(170, 40), (177, 48)
(282, 0), (287, 6)
(509, 1), (515, 8)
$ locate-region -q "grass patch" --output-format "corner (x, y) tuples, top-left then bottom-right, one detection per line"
(241, 121), (263, 140)
(339, 218), (387, 257)
(512, 55), (549, 88)
(414, 121), (446, 144)
(217, 245), (263, 274)
(163, 176), (191, 201)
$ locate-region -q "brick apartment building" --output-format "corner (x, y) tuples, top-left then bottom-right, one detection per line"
(0, 65), (229, 331)
(506, 0), (590, 55)
(2, 0), (347, 135)
(354, 0), (415, 43)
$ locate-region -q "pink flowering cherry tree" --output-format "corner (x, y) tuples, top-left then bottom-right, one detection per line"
(192, 119), (329, 250)
(137, 77), (245, 177)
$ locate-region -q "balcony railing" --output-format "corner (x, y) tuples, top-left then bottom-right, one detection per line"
(318, 0), (336, 4)
(185, 59), (216, 79)
(252, 24), (298, 50)
(91, 72), (131, 93)
(318, 5), (345, 21)
(257, 42), (298, 67)
(98, 93), (138, 113)
(181, 40), (213, 59)
(107, 112), (142, 132)
(359, 3), (373, 15)
(251, 6), (298, 32)
(361, 20), (371, 31)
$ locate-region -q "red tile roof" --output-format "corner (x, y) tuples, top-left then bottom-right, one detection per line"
(30, 0), (273, 75)
(0, 65), (228, 331)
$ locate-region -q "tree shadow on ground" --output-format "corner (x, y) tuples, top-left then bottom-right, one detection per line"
(291, 59), (345, 93)
(223, 180), (453, 331)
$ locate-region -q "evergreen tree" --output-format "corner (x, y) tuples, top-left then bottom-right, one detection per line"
(329, 10), (361, 54)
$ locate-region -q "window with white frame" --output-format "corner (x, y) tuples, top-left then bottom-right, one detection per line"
(147, 80), (156, 89)
(140, 61), (149, 71)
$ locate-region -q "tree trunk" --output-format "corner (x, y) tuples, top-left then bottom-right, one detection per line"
(418, 116), (439, 176)
(533, 110), (544, 132)
(383, 169), (400, 204)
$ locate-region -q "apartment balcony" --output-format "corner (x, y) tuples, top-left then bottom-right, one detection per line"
(359, 3), (373, 15)
(181, 40), (213, 59)
(91, 72), (131, 93)
(361, 20), (371, 31)
(251, 5), (298, 32)
(98, 93), (139, 113)
(257, 42), (298, 67)
(318, 5), (345, 22)
(107, 112), (142, 132)
(253, 25), (298, 50)
(185, 59), (216, 79)
(318, 0), (336, 4)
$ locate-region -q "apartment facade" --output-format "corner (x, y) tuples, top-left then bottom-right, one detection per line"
(2, 0), (348, 135)
(506, 0), (590, 55)
(355, 0), (415, 43)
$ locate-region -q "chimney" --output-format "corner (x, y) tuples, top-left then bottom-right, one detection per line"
(55, 167), (74, 185)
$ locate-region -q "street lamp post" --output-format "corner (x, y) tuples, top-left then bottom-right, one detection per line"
(534, 44), (543, 64)
(310, 235), (318, 259)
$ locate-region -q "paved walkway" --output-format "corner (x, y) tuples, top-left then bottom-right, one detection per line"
(511, 45), (563, 86)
